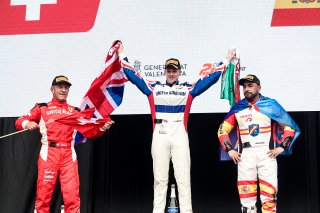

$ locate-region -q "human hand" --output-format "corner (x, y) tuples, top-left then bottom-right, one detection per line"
(228, 150), (241, 164)
(226, 48), (236, 62)
(25, 121), (39, 130)
(101, 121), (115, 131)
(267, 147), (284, 159)
(116, 43), (124, 55)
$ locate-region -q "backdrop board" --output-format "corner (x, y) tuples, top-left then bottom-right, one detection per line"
(1, 0), (320, 117)
(0, 112), (319, 213)
(0, 1), (319, 213)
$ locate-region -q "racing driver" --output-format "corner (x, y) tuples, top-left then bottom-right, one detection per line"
(15, 75), (113, 213)
(117, 43), (235, 213)
(217, 74), (300, 213)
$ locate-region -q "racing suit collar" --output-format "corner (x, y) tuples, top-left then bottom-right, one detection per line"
(166, 81), (179, 87)
(246, 93), (261, 106)
(51, 97), (68, 106)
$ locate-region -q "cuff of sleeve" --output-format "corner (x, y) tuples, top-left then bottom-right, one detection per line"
(280, 143), (287, 150)
(22, 120), (30, 129)
(280, 137), (292, 150)
(223, 140), (233, 152)
(225, 146), (232, 152)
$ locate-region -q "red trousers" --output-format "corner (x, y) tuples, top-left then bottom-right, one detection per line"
(35, 145), (80, 213)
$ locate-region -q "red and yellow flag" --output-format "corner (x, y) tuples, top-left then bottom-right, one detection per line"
(271, 0), (320, 26)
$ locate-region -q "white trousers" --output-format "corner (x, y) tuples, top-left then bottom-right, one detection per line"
(151, 124), (192, 213)
(238, 146), (278, 213)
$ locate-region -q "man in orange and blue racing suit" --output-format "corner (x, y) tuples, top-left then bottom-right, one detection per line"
(218, 74), (300, 213)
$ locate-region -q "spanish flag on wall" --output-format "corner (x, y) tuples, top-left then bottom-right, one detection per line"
(271, 0), (320, 26)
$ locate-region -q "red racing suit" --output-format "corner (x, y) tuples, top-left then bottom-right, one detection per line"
(16, 98), (105, 213)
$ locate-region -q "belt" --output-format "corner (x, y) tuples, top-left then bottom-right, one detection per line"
(154, 118), (182, 124)
(154, 118), (163, 124)
(49, 141), (71, 148)
(242, 142), (252, 148)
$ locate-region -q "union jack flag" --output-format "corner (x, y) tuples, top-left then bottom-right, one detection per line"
(75, 41), (127, 145)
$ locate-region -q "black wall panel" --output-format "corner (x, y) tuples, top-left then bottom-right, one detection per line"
(0, 112), (319, 213)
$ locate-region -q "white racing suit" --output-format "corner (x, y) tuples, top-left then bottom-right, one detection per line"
(236, 106), (277, 213)
(120, 55), (229, 213)
(218, 100), (295, 213)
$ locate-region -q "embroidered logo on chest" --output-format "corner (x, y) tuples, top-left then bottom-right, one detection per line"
(248, 124), (260, 137)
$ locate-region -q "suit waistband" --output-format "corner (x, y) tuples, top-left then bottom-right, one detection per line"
(154, 118), (182, 124)
(242, 141), (267, 148)
(49, 141), (71, 148)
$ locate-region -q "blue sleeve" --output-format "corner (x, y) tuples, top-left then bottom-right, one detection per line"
(122, 57), (152, 96)
(189, 71), (222, 97)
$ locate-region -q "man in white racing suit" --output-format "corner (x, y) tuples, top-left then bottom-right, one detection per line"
(118, 43), (235, 213)
(218, 74), (300, 213)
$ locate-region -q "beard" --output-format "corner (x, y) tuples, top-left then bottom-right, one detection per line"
(244, 92), (259, 102)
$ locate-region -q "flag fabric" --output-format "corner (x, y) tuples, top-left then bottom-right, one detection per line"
(220, 95), (301, 160)
(220, 51), (240, 107)
(0, 0), (100, 35)
(75, 41), (127, 145)
(54, 108), (111, 137)
(271, 0), (320, 27)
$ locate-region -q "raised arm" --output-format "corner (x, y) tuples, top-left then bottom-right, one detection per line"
(190, 49), (236, 97)
(117, 44), (153, 96)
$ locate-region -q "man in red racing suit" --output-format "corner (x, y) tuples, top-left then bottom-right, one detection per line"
(15, 75), (113, 213)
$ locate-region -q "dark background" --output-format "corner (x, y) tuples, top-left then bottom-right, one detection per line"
(0, 112), (319, 213)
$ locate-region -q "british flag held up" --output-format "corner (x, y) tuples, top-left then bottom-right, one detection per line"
(75, 40), (127, 145)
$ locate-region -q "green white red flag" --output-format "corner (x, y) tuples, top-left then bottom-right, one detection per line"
(220, 50), (241, 107)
